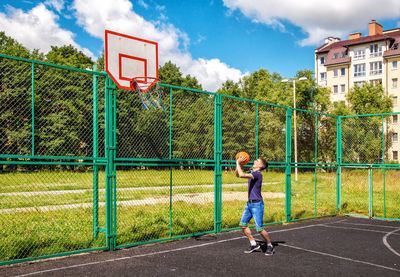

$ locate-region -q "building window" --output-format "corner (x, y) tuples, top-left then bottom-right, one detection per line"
(320, 72), (326, 80)
(393, 151), (398, 160)
(394, 43), (399, 50)
(393, 133), (398, 143)
(370, 44), (382, 57)
(321, 57), (325, 64)
(393, 115), (398, 124)
(393, 96), (398, 106)
(354, 49), (365, 60)
(332, 53), (338, 60)
(354, 81), (365, 87)
(392, 78), (398, 88)
(341, 84), (346, 93)
(333, 85), (338, 94)
(393, 60), (398, 70)
(371, 79), (382, 86)
(341, 51), (347, 58)
(370, 61), (382, 75)
(333, 69), (338, 77)
(341, 68), (345, 76)
(354, 64), (366, 77)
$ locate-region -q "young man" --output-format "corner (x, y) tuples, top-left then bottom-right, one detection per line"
(236, 156), (275, 255)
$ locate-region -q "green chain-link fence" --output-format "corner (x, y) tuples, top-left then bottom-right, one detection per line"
(0, 53), (399, 265)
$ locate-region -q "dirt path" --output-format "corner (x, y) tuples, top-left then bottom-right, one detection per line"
(0, 187), (284, 214)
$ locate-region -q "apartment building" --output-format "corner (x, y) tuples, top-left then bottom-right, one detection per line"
(315, 20), (400, 161)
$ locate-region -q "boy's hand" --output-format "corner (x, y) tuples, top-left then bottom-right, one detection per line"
(236, 156), (247, 165)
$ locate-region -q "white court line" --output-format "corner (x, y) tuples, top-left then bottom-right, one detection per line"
(320, 223), (400, 259)
(280, 244), (400, 273)
(383, 228), (400, 257)
(13, 224), (319, 277)
(333, 221), (400, 229)
(320, 224), (400, 236)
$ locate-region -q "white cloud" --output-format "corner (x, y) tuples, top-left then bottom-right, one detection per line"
(0, 3), (95, 58)
(44, 0), (64, 13)
(137, 0), (148, 9)
(72, 0), (244, 91)
(223, 0), (400, 46)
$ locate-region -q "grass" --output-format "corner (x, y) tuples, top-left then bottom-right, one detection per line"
(0, 168), (399, 262)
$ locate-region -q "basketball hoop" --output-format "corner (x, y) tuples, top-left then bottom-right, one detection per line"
(130, 77), (166, 111)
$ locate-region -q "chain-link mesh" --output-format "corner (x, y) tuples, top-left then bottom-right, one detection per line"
(341, 168), (369, 215)
(0, 55), (106, 264)
(221, 96), (257, 161)
(0, 58), (32, 155)
(0, 165), (106, 261)
(116, 87), (170, 159)
(258, 105), (286, 162)
(116, 166), (215, 245)
(172, 90), (214, 160)
(342, 116), (383, 164)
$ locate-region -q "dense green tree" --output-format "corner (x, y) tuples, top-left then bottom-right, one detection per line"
(45, 45), (93, 69)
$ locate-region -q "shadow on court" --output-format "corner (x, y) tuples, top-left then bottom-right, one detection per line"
(1, 216), (400, 277)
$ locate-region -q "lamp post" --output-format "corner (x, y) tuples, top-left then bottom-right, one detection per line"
(282, 77), (307, 181)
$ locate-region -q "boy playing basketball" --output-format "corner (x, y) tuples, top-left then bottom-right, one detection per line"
(236, 156), (275, 255)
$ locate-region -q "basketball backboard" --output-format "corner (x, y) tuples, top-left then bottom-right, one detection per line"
(105, 30), (158, 90)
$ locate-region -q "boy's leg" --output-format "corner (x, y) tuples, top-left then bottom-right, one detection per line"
(241, 226), (255, 241)
(259, 229), (271, 244)
(252, 201), (275, 255)
(239, 203), (260, 253)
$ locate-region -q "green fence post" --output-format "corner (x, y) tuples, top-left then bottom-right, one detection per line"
(112, 80), (117, 246)
(105, 76), (117, 250)
(169, 87), (173, 237)
(314, 114), (318, 216)
(336, 117), (342, 212)
(285, 108), (292, 222)
(214, 94), (222, 232)
(369, 166), (373, 218)
(256, 103), (259, 159)
(382, 115), (386, 218)
(93, 65), (99, 239)
(31, 62), (35, 155)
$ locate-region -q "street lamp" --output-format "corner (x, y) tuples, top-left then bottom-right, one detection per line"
(282, 77), (308, 181)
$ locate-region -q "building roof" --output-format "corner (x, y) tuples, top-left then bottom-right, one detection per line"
(315, 30), (400, 54)
(324, 46), (351, 66)
(383, 37), (400, 58)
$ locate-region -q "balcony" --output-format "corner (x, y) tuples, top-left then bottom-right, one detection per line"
(370, 51), (383, 57)
(354, 72), (366, 77)
(370, 69), (382, 75)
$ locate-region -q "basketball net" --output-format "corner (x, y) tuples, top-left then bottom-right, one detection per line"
(130, 77), (166, 111)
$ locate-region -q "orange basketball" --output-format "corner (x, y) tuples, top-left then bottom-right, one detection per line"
(235, 152), (250, 165)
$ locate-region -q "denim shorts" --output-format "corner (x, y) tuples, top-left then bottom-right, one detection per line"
(239, 200), (264, 232)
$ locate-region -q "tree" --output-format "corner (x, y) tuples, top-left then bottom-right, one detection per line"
(0, 32), (35, 157)
(45, 45), (93, 69)
(347, 83), (392, 115)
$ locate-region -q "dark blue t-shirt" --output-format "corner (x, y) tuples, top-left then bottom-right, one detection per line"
(248, 170), (263, 201)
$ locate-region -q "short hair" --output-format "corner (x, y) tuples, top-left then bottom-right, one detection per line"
(259, 158), (268, 170)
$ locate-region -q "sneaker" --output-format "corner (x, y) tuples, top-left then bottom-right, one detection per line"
(265, 245), (275, 256)
(244, 244), (260, 253)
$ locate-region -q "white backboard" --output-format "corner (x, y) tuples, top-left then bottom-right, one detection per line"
(105, 30), (158, 90)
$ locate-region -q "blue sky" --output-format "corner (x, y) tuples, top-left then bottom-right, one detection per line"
(1, 0), (400, 90)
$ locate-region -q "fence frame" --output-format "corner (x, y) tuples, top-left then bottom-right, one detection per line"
(1, 53), (399, 266)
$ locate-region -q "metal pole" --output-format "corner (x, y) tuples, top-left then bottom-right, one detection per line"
(285, 108), (293, 222)
(214, 94), (222, 232)
(92, 65), (99, 240)
(31, 62), (35, 156)
(293, 80), (298, 181)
